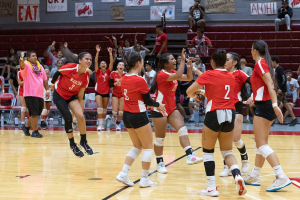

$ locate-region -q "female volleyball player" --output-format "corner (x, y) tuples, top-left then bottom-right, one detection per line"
(17, 69), (28, 130)
(150, 49), (202, 174)
(50, 52), (93, 157)
(219, 52), (251, 177)
(244, 40), (291, 192)
(95, 45), (113, 131)
(187, 49), (247, 197)
(40, 68), (52, 130)
(116, 52), (166, 188)
(109, 61), (126, 131)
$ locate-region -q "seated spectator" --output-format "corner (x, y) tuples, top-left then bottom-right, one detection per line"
(275, 0), (293, 31)
(9, 65), (19, 97)
(142, 60), (156, 89)
(286, 70), (299, 106)
(279, 102), (295, 124)
(43, 44), (57, 68)
(188, 0), (205, 32)
(192, 55), (205, 80)
(2, 48), (19, 80)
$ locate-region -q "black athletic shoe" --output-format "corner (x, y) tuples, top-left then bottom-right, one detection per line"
(22, 125), (31, 136)
(289, 118), (298, 126)
(79, 141), (93, 155)
(70, 145), (84, 157)
(31, 130), (43, 138)
(41, 121), (48, 130)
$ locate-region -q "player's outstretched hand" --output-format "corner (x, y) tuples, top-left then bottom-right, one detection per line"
(96, 44), (101, 52)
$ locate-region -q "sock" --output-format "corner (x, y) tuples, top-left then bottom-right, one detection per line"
(223, 160), (226, 166)
(98, 119), (102, 126)
(21, 122), (25, 125)
(116, 121), (121, 125)
(230, 164), (241, 179)
(69, 137), (76, 146)
(251, 166), (261, 177)
(142, 169), (149, 178)
(207, 176), (216, 188)
(246, 115), (249, 120)
(184, 146), (193, 156)
(273, 165), (285, 178)
(80, 134), (87, 143)
(122, 164), (130, 174)
(237, 145), (249, 161)
(156, 156), (164, 164)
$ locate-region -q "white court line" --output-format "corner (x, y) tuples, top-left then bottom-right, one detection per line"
(260, 172), (300, 178)
(292, 181), (300, 187)
(245, 194), (262, 200)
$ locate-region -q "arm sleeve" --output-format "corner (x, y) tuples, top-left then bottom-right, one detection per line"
(51, 71), (62, 84)
(288, 7), (293, 18)
(162, 34), (167, 42)
(205, 37), (212, 46)
(109, 78), (115, 88)
(142, 92), (159, 107)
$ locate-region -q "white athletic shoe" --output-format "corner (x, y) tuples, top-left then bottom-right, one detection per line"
(235, 174), (247, 196)
(72, 122), (77, 130)
(116, 124), (121, 131)
(157, 162), (168, 174)
(219, 165), (232, 177)
(244, 174), (261, 186)
(266, 175), (291, 192)
(139, 177), (157, 188)
(116, 172), (134, 187)
(200, 187), (219, 197)
(97, 125), (102, 131)
(241, 160), (250, 174)
(111, 116), (117, 125)
(186, 152), (203, 165)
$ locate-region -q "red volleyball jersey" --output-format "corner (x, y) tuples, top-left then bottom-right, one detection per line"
(196, 69), (236, 113)
(95, 68), (111, 94)
(17, 71), (24, 96)
(153, 70), (178, 115)
(232, 70), (249, 104)
(55, 63), (90, 100)
(121, 74), (149, 113)
(110, 71), (126, 98)
(251, 59), (271, 101)
(155, 33), (168, 53)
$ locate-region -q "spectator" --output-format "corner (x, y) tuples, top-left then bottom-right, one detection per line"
(186, 28), (212, 64)
(142, 60), (156, 89)
(9, 65), (20, 99)
(297, 63), (300, 83)
(134, 44), (150, 61)
(2, 47), (18, 80)
(186, 47), (197, 60)
(240, 55), (253, 76)
(47, 41), (66, 70)
(275, 0), (293, 31)
(192, 55), (205, 80)
(272, 56), (298, 126)
(113, 46), (127, 71)
(112, 34), (138, 59)
(188, 0), (206, 32)
(50, 60), (64, 78)
(43, 44), (57, 68)
(151, 25), (168, 65)
(286, 70), (299, 106)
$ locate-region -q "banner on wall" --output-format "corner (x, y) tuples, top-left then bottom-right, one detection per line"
(154, 0), (175, 2)
(205, 0), (235, 14)
(0, 0), (14, 16)
(75, 2), (93, 17)
(126, 0), (149, 6)
(47, 0), (67, 12)
(102, 0), (119, 2)
(17, 5), (40, 22)
(111, 5), (124, 19)
(290, 0), (300, 8)
(18, 0), (39, 4)
(182, 0), (194, 12)
(250, 3), (277, 15)
(150, 5), (175, 20)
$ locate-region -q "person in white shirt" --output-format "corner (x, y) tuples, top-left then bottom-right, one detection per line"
(142, 61), (156, 89)
(133, 44), (150, 61)
(286, 70), (299, 105)
(192, 55), (205, 80)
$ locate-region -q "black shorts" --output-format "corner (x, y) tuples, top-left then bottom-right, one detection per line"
(254, 100), (276, 121)
(112, 94), (123, 98)
(53, 90), (78, 105)
(204, 110), (236, 132)
(150, 109), (176, 118)
(95, 92), (110, 98)
(24, 97), (44, 116)
(123, 111), (149, 129)
(235, 101), (243, 115)
(175, 95), (181, 104)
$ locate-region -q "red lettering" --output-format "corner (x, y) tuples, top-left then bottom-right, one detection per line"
(251, 3), (257, 14)
(54, 0), (59, 3)
(33, 6), (38, 20)
(48, 0), (53, 3)
(273, 3), (275, 14)
(25, 6), (32, 21)
(18, 5), (24, 21)
(292, 0), (300, 7)
(266, 3), (271, 14)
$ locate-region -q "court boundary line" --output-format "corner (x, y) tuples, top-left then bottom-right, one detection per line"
(102, 146), (202, 200)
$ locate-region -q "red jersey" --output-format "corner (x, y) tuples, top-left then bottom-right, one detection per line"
(196, 69), (235, 113)
(17, 71), (24, 96)
(153, 70), (178, 115)
(110, 71), (126, 98)
(251, 59), (271, 101)
(121, 74), (149, 113)
(95, 68), (111, 95)
(55, 63), (90, 100)
(191, 35), (212, 57)
(232, 70), (249, 104)
(155, 33), (168, 53)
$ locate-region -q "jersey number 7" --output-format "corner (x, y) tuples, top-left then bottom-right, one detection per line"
(224, 85), (230, 99)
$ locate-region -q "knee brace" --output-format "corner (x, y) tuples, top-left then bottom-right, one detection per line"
(103, 108), (107, 115)
(221, 150), (233, 159)
(154, 138), (164, 147)
(21, 107), (27, 112)
(142, 149), (153, 162)
(112, 111), (118, 116)
(203, 148), (214, 162)
(234, 139), (244, 149)
(258, 145), (274, 158)
(97, 107), (104, 114)
(41, 109), (48, 116)
(127, 147), (142, 160)
(118, 111), (123, 116)
(64, 113), (73, 133)
(256, 147), (261, 155)
(178, 126), (188, 137)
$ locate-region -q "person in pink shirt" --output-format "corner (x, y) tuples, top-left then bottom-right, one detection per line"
(19, 51), (50, 138)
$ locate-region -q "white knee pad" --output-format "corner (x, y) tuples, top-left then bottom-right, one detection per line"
(203, 152), (214, 162)
(154, 138), (164, 147)
(234, 139), (244, 149)
(255, 147), (261, 155)
(41, 109), (48, 116)
(103, 108), (107, 115)
(178, 126), (188, 137)
(97, 107), (104, 114)
(112, 111), (118, 116)
(221, 150), (233, 159)
(118, 111), (123, 116)
(127, 147), (142, 160)
(258, 145), (274, 158)
(142, 149), (153, 162)
(21, 107), (27, 112)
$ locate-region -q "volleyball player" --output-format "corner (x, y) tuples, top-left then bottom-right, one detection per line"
(219, 52), (251, 177)
(186, 49), (247, 197)
(17, 69), (28, 129)
(41, 68), (52, 130)
(150, 49), (202, 174)
(244, 40), (291, 191)
(116, 52), (166, 188)
(50, 52), (93, 157)
(95, 45), (113, 131)
(109, 61), (126, 131)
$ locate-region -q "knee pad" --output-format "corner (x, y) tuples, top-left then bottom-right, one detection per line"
(21, 107), (27, 112)
(112, 111), (118, 116)
(97, 107), (104, 114)
(203, 148), (214, 162)
(221, 150), (233, 159)
(178, 126), (188, 137)
(41, 109), (48, 116)
(142, 149), (153, 162)
(256, 147), (261, 155)
(65, 113), (73, 133)
(154, 138), (164, 147)
(258, 145), (274, 158)
(127, 147), (142, 160)
(103, 108), (107, 115)
(234, 139), (244, 149)
(118, 111), (123, 116)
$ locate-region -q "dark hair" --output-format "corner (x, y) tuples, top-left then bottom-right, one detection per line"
(271, 55), (280, 64)
(285, 69), (292, 73)
(26, 51), (36, 58)
(8, 47), (17, 57)
(240, 55), (247, 60)
(60, 46), (90, 64)
(127, 52), (142, 71)
(211, 49), (226, 68)
(156, 25), (164, 31)
(150, 53), (172, 94)
(197, 28), (204, 33)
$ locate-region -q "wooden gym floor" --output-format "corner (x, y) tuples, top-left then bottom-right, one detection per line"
(0, 127), (299, 200)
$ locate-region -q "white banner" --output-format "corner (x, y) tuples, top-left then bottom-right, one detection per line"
(126, 0), (149, 6)
(182, 0), (194, 12)
(154, 0), (175, 2)
(150, 5), (175, 20)
(47, 0), (67, 12)
(18, 0), (39, 4)
(75, 2), (93, 17)
(17, 5), (40, 22)
(290, 0), (300, 8)
(251, 3), (277, 15)
(102, 0), (119, 2)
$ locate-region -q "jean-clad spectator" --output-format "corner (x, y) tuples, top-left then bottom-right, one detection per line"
(188, 0), (205, 32)
(275, 0), (293, 31)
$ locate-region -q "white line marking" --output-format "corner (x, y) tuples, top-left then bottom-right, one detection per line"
(245, 194), (262, 200)
(259, 172), (300, 178)
(292, 181), (300, 187)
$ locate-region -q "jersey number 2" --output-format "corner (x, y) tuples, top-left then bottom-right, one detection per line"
(124, 89), (129, 100)
(224, 85), (230, 99)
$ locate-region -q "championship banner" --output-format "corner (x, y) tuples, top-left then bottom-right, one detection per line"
(205, 0), (235, 14)
(150, 5), (175, 20)
(290, 0), (300, 8)
(126, 0), (149, 6)
(154, 0), (175, 2)
(182, 0), (194, 12)
(250, 3), (277, 15)
(102, 0), (119, 2)
(0, 0), (13, 16)
(75, 2), (93, 17)
(47, 0), (67, 12)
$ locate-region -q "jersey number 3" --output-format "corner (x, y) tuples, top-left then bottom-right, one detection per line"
(224, 85), (230, 99)
(124, 89), (129, 100)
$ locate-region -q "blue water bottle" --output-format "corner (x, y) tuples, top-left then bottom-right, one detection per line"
(1, 114), (4, 127)
(106, 116), (111, 128)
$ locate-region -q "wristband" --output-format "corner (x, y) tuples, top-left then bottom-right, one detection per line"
(272, 103), (278, 108)
(187, 64), (191, 68)
(109, 53), (112, 56)
(192, 66), (197, 72)
(2, 90), (4, 93)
